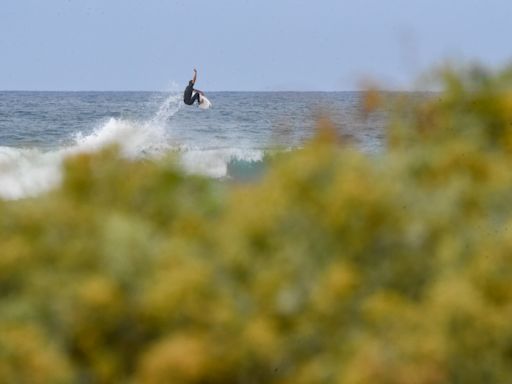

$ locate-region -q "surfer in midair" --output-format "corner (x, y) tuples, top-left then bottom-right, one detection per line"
(183, 68), (204, 106)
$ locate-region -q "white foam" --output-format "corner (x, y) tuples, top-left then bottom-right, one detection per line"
(0, 146), (62, 199)
(179, 147), (264, 178)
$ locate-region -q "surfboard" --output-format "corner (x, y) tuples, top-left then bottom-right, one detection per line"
(195, 92), (212, 109)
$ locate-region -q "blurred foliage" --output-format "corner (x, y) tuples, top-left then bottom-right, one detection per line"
(2, 65), (512, 383)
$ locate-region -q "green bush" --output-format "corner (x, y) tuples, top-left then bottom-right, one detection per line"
(2, 65), (512, 383)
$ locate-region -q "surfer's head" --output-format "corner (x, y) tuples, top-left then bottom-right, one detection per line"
(189, 80), (194, 86)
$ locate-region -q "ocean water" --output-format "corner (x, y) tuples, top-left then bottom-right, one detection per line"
(0, 91), (389, 200)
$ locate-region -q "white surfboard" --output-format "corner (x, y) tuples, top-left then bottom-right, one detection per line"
(195, 92), (212, 109)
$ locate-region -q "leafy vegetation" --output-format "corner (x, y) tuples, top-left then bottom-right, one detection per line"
(2, 65), (512, 383)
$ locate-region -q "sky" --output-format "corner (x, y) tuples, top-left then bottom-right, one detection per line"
(1, 0), (511, 91)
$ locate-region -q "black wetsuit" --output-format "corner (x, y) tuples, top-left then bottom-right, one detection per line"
(183, 81), (200, 105)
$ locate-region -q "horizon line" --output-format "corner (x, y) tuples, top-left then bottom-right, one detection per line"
(0, 89), (429, 93)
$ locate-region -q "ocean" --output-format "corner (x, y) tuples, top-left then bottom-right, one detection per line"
(0, 91), (389, 200)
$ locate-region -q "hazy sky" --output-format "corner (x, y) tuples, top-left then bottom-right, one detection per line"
(1, 0), (511, 91)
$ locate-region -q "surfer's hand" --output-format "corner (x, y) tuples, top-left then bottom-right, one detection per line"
(193, 68), (197, 73)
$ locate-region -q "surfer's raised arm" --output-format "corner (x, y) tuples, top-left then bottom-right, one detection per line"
(192, 68), (197, 85)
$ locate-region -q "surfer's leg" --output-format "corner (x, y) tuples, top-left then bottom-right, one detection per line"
(192, 93), (201, 105)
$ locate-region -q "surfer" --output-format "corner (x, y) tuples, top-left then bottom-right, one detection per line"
(183, 69), (204, 106)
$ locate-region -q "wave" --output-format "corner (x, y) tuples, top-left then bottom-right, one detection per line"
(178, 146), (264, 178)
(0, 93), (265, 200)
(70, 93), (181, 158)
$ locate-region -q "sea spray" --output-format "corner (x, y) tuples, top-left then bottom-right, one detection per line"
(71, 93), (181, 158)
